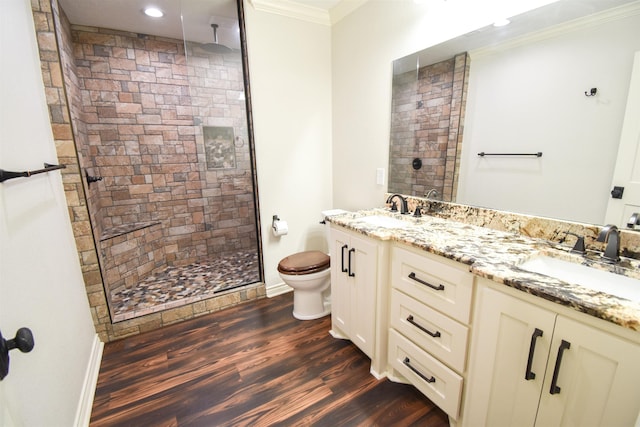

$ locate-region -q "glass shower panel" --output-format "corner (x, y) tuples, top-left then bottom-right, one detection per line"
(179, 0), (261, 287)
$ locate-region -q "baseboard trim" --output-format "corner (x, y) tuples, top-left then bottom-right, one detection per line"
(266, 282), (292, 298)
(329, 329), (348, 340)
(386, 371), (409, 385)
(74, 334), (104, 427)
(370, 368), (386, 380)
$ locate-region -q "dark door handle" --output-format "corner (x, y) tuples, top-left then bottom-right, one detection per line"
(403, 357), (435, 383)
(549, 339), (571, 394)
(406, 315), (441, 338)
(408, 272), (444, 291)
(525, 328), (543, 380)
(348, 248), (355, 277)
(0, 327), (35, 381)
(341, 244), (348, 273)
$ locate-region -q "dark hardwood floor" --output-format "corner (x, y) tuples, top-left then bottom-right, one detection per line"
(91, 293), (449, 426)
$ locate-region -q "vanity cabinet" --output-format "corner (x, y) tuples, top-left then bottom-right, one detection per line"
(329, 226), (380, 359)
(463, 279), (640, 427)
(387, 244), (474, 421)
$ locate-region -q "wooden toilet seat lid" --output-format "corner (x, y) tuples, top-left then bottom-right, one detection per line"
(277, 251), (330, 275)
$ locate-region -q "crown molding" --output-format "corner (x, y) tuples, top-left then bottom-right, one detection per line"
(247, 0), (368, 26)
(471, 1), (640, 58)
(248, 0), (332, 25)
(330, 0), (369, 25)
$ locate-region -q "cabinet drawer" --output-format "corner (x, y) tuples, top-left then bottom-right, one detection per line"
(390, 289), (468, 373)
(392, 245), (474, 323)
(389, 329), (463, 420)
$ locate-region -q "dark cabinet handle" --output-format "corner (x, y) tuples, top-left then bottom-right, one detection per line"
(341, 244), (348, 273)
(525, 328), (543, 380)
(408, 272), (444, 291)
(348, 248), (355, 277)
(549, 339), (571, 394)
(403, 357), (435, 383)
(407, 315), (441, 338)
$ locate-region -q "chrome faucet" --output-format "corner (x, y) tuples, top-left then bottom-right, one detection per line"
(627, 212), (640, 229)
(386, 194), (409, 214)
(596, 224), (620, 262)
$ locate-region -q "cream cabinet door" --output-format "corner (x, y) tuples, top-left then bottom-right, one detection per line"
(330, 227), (350, 336)
(349, 233), (378, 357)
(536, 315), (640, 427)
(463, 286), (556, 427)
(329, 226), (378, 358)
(465, 284), (640, 427)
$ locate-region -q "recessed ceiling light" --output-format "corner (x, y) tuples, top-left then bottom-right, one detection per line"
(144, 7), (164, 18)
(493, 18), (511, 27)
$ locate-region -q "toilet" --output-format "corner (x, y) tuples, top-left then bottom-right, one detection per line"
(277, 209), (347, 320)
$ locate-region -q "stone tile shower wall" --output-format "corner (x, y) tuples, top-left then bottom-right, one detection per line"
(55, 5), (109, 280)
(74, 28), (200, 275)
(389, 53), (469, 201)
(68, 27), (257, 271)
(33, 0), (265, 342)
(185, 45), (256, 256)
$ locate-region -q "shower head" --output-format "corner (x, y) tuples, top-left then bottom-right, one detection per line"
(200, 23), (235, 54)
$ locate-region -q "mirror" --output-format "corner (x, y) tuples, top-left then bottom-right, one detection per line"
(389, 0), (640, 225)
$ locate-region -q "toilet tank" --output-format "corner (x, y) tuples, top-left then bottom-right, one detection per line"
(321, 209), (348, 254)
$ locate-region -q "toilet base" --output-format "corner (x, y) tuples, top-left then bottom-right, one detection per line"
(292, 290), (331, 320)
(279, 266), (331, 321)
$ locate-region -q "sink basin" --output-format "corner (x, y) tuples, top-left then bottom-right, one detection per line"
(356, 215), (410, 228)
(519, 255), (640, 302)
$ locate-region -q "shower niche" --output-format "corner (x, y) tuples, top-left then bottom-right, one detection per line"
(48, 0), (263, 334)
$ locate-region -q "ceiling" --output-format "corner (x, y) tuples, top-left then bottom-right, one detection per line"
(393, 0), (640, 73)
(57, 0), (344, 49)
(289, 0), (342, 9)
(56, 0), (640, 62)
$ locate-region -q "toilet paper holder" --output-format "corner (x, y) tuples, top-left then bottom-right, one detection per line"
(272, 214), (288, 237)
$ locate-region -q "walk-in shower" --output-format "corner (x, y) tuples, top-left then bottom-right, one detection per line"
(53, 0), (262, 324)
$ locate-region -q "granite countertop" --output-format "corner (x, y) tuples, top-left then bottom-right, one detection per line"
(326, 208), (640, 332)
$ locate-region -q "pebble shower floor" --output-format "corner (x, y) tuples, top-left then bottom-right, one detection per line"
(110, 249), (260, 322)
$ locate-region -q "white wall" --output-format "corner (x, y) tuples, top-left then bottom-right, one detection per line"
(244, 2), (333, 291)
(331, 0), (559, 211)
(245, 0), (562, 292)
(458, 12), (640, 224)
(0, 0), (101, 425)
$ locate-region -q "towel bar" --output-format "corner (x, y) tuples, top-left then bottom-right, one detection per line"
(477, 152), (542, 157)
(0, 163), (66, 183)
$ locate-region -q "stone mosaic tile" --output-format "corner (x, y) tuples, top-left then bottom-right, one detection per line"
(110, 249), (260, 322)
